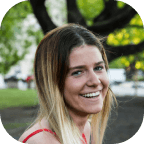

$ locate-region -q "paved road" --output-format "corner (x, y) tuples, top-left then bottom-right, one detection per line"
(1, 96), (144, 144)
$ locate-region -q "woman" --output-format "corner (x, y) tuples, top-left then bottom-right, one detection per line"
(19, 23), (117, 144)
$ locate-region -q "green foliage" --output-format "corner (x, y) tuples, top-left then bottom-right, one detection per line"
(0, 89), (38, 110)
(1, 1), (32, 38)
(45, 0), (67, 26)
(109, 52), (144, 71)
(107, 15), (144, 46)
(138, 76), (144, 81)
(108, 14), (144, 70)
(77, 0), (125, 25)
(0, 1), (33, 75)
(109, 57), (125, 68)
(77, 0), (104, 25)
(76, 0), (144, 70)
(1, 0), (144, 75)
(117, 1), (125, 8)
(26, 25), (43, 46)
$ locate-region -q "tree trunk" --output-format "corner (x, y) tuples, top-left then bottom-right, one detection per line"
(125, 62), (137, 80)
(29, 0), (144, 63)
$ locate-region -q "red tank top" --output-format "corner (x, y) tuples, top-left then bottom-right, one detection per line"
(22, 128), (87, 144)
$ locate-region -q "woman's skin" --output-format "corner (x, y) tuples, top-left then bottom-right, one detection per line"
(64, 44), (109, 136)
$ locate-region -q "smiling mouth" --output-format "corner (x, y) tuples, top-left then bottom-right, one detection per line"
(80, 91), (100, 98)
(81, 96), (98, 98)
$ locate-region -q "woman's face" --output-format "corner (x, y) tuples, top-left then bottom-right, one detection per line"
(64, 45), (109, 116)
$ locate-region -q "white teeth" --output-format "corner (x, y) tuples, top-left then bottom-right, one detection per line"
(82, 91), (100, 98)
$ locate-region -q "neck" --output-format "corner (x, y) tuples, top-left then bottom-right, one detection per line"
(68, 109), (89, 135)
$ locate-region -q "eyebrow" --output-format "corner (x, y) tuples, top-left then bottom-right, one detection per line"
(69, 61), (104, 70)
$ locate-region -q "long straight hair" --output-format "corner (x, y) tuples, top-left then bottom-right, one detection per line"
(33, 23), (117, 144)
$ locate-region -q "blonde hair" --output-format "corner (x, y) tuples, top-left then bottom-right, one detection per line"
(33, 24), (117, 144)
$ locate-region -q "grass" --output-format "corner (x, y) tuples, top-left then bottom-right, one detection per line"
(4, 122), (32, 130)
(0, 89), (38, 110)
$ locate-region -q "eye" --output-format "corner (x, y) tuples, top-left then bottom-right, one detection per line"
(71, 71), (82, 76)
(94, 66), (103, 71)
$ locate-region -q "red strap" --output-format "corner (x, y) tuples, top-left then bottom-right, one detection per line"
(22, 128), (87, 144)
(22, 129), (56, 143)
(82, 133), (87, 144)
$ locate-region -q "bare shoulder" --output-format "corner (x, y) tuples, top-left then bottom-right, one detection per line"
(19, 129), (60, 144)
(18, 118), (60, 144)
(18, 122), (39, 142)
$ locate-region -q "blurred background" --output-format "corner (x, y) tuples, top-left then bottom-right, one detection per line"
(0, 0), (144, 144)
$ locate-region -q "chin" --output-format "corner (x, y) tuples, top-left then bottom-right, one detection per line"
(93, 106), (103, 114)
(85, 104), (104, 115)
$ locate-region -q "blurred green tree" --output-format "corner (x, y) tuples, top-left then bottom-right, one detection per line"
(1, 0), (144, 79)
(0, 1), (32, 75)
(0, 1), (43, 75)
(108, 14), (144, 79)
(30, 0), (144, 62)
(87, 1), (144, 80)
(29, 0), (144, 80)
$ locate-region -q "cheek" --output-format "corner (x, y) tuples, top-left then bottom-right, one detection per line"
(102, 72), (109, 86)
(101, 73), (109, 94)
(64, 78), (76, 97)
(105, 75), (109, 87)
(64, 78), (86, 102)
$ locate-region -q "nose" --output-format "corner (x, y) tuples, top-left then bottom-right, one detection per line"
(86, 70), (101, 87)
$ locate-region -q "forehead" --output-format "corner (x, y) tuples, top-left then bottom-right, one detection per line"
(69, 45), (103, 67)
